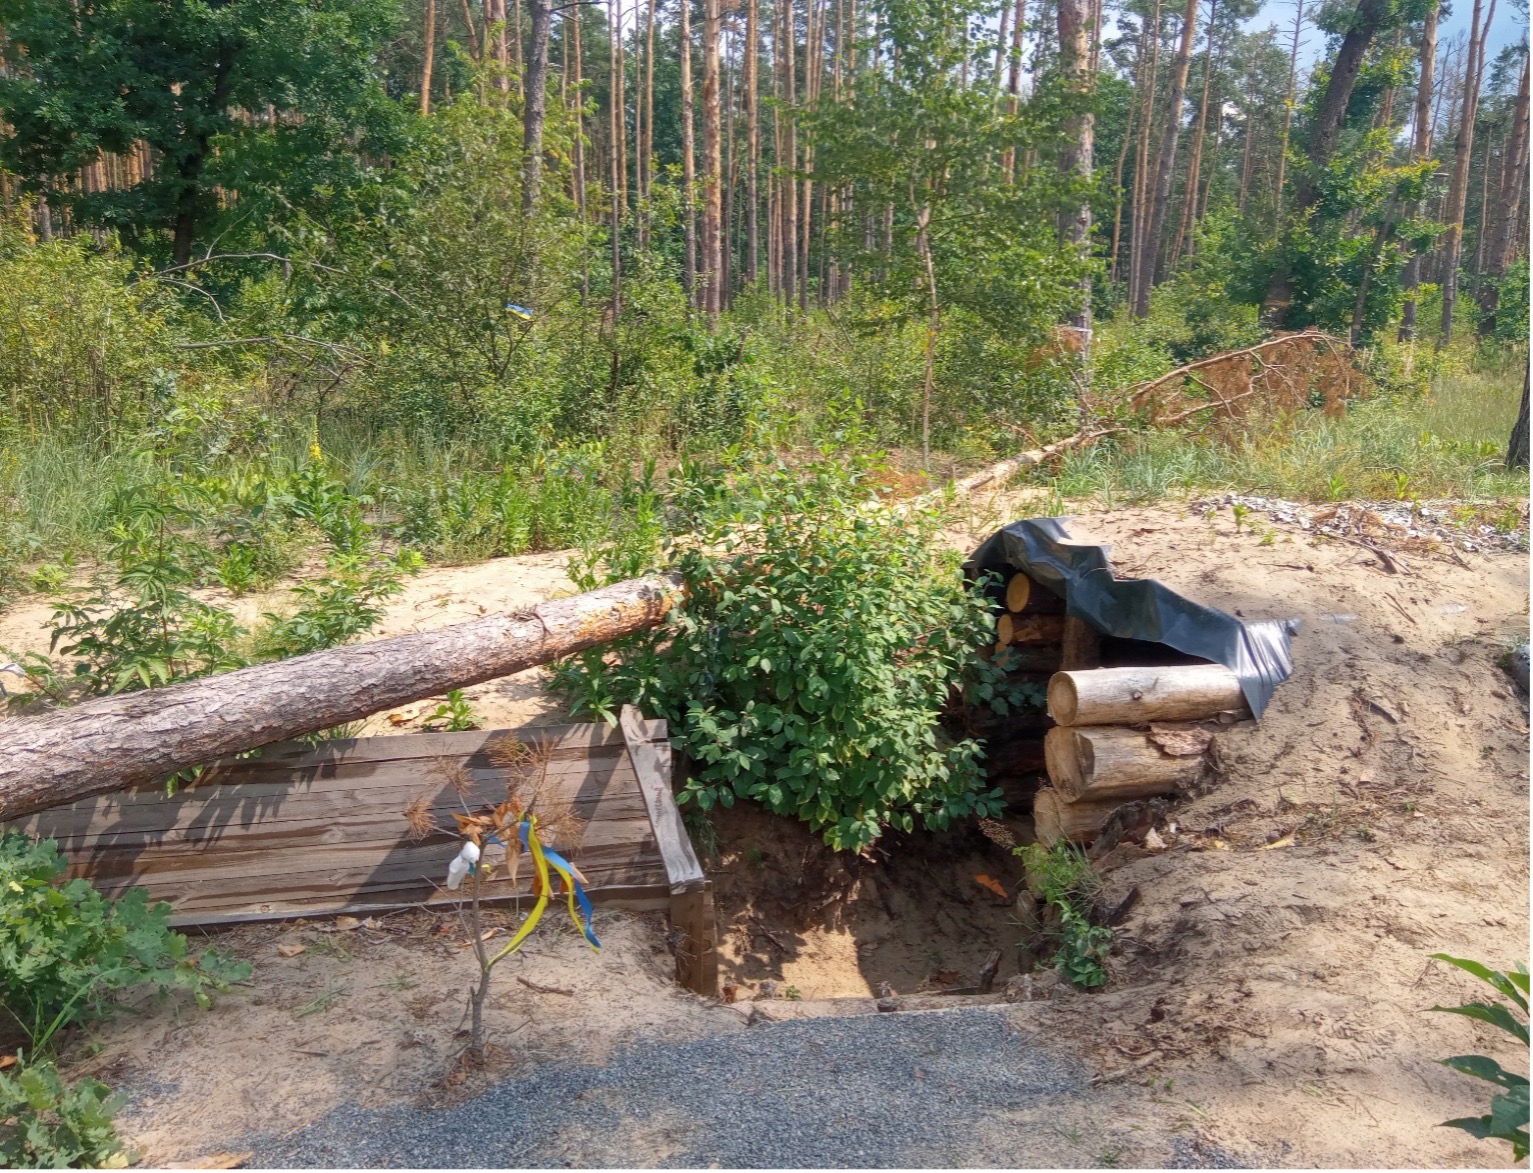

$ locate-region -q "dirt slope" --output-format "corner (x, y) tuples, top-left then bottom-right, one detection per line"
(990, 502), (1529, 1169)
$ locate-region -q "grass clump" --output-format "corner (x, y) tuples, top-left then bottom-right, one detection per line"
(1042, 347), (1529, 508)
(1019, 841), (1114, 989)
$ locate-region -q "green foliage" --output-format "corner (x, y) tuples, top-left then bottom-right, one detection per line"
(0, 832), (249, 1050)
(36, 488), (248, 699)
(254, 553), (408, 660)
(0, 228), (186, 434)
(1018, 841), (1113, 988)
(422, 688), (481, 732)
(0, 1057), (126, 1170)
(385, 446), (620, 563)
(1429, 953), (1530, 1162)
(555, 452), (1004, 850)
(0, 0), (407, 260)
(1491, 260), (1530, 343)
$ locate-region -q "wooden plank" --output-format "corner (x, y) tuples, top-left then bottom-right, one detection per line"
(168, 883), (675, 927)
(1060, 615), (1102, 670)
(7, 720), (673, 927)
(620, 705), (705, 891)
(9, 723), (638, 840)
(670, 882), (720, 997)
(19, 762), (645, 850)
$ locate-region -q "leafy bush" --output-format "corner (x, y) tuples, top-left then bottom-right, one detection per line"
(33, 489), (247, 699)
(0, 1056), (126, 1170)
(1018, 841), (1113, 988)
(1430, 953), (1530, 1162)
(555, 452), (1006, 850)
(254, 552), (409, 659)
(0, 833), (249, 1050)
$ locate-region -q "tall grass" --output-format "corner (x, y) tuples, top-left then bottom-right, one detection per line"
(1042, 348), (1529, 507)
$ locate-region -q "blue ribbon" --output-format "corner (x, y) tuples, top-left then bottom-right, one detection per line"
(514, 820), (601, 950)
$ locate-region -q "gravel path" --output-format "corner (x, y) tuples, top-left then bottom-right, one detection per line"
(244, 1006), (1246, 1169)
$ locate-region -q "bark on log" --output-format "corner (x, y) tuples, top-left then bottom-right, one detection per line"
(1032, 789), (1122, 846)
(0, 574), (685, 821)
(1045, 725), (1204, 802)
(997, 613), (1067, 646)
(1005, 574), (1065, 614)
(1048, 664), (1246, 726)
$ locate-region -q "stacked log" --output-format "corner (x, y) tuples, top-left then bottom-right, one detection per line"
(1036, 664), (1247, 846)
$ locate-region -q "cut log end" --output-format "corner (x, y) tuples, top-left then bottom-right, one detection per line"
(1005, 573), (1032, 612)
(1032, 789), (1122, 847)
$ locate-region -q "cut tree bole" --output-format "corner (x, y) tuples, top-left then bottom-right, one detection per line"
(1004, 574), (1066, 614)
(996, 613), (1067, 646)
(0, 574), (685, 821)
(1048, 664), (1248, 727)
(1032, 789), (1122, 846)
(1044, 725), (1204, 802)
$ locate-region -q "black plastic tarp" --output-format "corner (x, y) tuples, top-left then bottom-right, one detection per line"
(966, 517), (1298, 718)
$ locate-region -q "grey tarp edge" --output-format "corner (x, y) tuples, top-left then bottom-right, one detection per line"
(965, 517), (1298, 718)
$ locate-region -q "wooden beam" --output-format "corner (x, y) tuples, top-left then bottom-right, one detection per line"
(619, 705), (718, 997)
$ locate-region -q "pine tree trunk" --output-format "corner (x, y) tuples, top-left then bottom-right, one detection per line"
(608, 0), (624, 311)
(702, 0), (724, 318)
(0, 576), (684, 822)
(1478, 50), (1528, 334)
(682, 0), (698, 305)
(1399, 1), (1438, 342)
(1273, 0), (1304, 224)
(1169, 0), (1217, 266)
(522, 0), (552, 213)
(1132, 0), (1197, 318)
(746, 0), (761, 285)
(1128, 0), (1161, 313)
(1509, 367), (1530, 469)
(1441, 0), (1495, 345)
(1057, 0), (1095, 337)
(420, 0), (437, 115)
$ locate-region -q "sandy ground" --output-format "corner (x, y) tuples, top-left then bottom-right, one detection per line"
(4, 492), (1528, 1168)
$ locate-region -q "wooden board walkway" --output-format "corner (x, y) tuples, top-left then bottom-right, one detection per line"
(5, 705), (718, 995)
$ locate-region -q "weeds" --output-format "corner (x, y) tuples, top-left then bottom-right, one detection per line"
(422, 689), (481, 732)
(0, 833), (249, 1050)
(0, 1057), (127, 1169)
(1429, 954), (1530, 1162)
(1018, 842), (1114, 989)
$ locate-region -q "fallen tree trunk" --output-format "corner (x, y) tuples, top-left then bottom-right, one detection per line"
(1045, 725), (1204, 802)
(1048, 664), (1246, 726)
(0, 574), (684, 821)
(1032, 789), (1122, 846)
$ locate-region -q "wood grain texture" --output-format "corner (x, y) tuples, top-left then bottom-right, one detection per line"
(1048, 664), (1246, 726)
(3, 723), (675, 927)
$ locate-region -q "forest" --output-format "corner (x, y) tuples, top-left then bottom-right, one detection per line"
(0, 0), (1525, 529)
